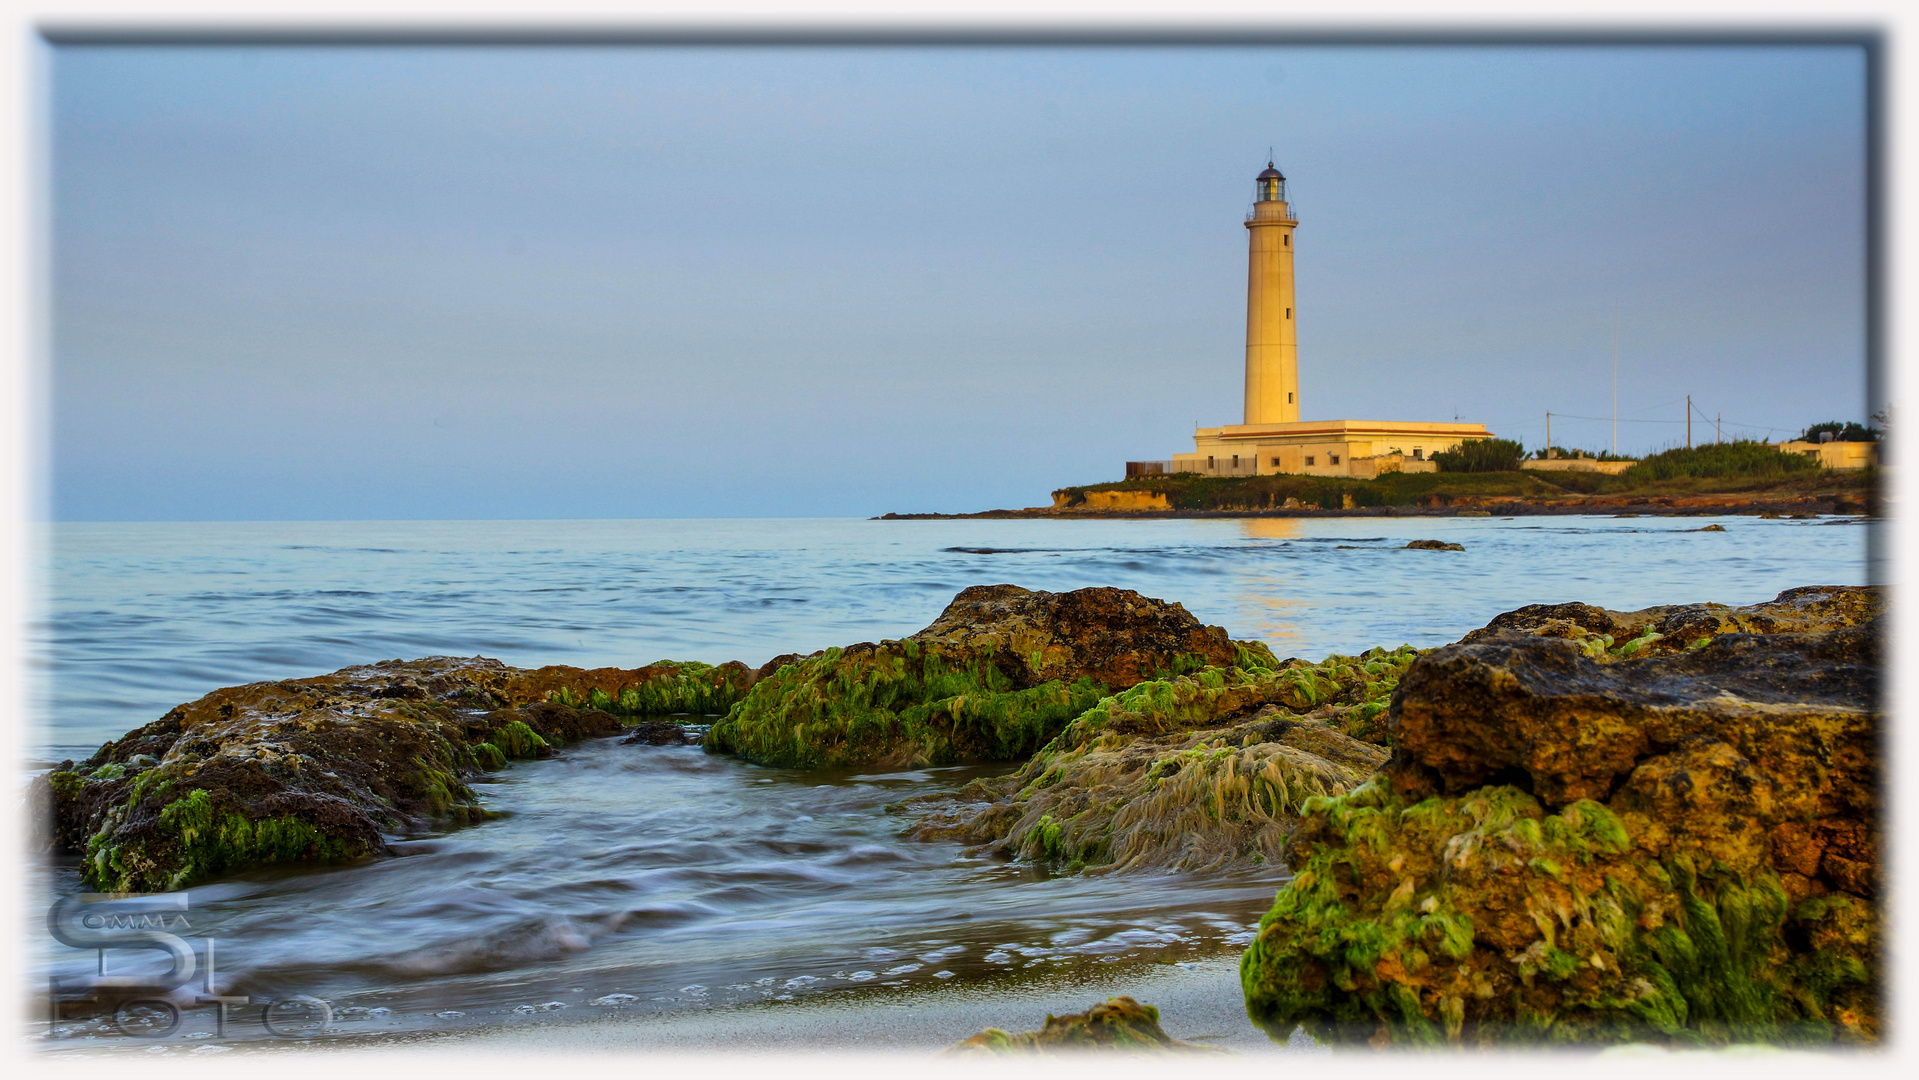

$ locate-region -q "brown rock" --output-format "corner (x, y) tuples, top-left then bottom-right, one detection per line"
(1242, 589), (1884, 1047)
(1460, 584), (1882, 656)
(912, 584), (1236, 689)
(1386, 620), (1877, 805)
(39, 655), (747, 892)
(945, 996), (1219, 1055)
(622, 720), (693, 746)
(707, 585), (1243, 770)
(755, 652), (813, 679)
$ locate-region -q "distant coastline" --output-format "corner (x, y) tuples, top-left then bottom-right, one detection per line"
(879, 470), (1877, 520)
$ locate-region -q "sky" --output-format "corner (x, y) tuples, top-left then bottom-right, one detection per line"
(46, 43), (1870, 520)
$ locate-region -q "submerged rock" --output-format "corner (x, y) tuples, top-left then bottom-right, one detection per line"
(1240, 586), (1882, 1047)
(35, 656), (758, 892)
(704, 585), (1245, 770)
(621, 720), (695, 746)
(907, 647), (1417, 873)
(1405, 540), (1466, 551)
(945, 996), (1218, 1055)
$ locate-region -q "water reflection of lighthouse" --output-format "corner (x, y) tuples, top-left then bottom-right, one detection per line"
(1231, 517), (1308, 653)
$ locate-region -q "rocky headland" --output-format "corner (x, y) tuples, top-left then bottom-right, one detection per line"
(881, 468), (1877, 520)
(34, 582), (1882, 1048)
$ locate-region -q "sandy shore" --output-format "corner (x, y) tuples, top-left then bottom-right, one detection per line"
(445, 957), (1310, 1055)
(221, 956), (1317, 1058)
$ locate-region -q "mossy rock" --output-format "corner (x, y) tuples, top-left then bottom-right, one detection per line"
(904, 652), (1412, 874)
(37, 656), (717, 892)
(704, 638), (1113, 770)
(1241, 602), (1882, 1047)
(945, 996), (1220, 1055)
(705, 584), (1245, 770)
(1242, 779), (1875, 1046)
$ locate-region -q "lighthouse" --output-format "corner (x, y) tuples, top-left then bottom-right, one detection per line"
(1153, 161), (1493, 480)
(1243, 162), (1300, 425)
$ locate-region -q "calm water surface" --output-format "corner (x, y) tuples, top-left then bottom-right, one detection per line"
(29, 516), (1875, 1049)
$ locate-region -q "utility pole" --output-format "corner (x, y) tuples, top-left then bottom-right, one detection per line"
(1717, 413), (1722, 444)
(1546, 412), (1552, 458)
(1686, 394), (1692, 449)
(1612, 300), (1619, 457)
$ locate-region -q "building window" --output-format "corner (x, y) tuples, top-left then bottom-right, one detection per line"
(1288, 392), (1293, 403)
(1305, 456), (1315, 466)
(1270, 457), (1280, 466)
(1413, 449), (1423, 460)
(1330, 454), (1340, 465)
(1284, 235), (1290, 247)
(1286, 308), (1291, 319)
(1208, 456), (1215, 467)
(1232, 455), (1239, 467)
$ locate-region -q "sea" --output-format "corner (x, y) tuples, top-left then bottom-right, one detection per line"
(27, 514), (1877, 1050)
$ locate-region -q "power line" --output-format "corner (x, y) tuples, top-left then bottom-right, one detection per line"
(1539, 413), (1686, 424)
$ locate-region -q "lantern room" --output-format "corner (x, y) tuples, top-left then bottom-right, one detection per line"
(1255, 163), (1287, 203)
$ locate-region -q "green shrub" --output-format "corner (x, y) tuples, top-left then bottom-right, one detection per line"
(1433, 438), (1525, 473)
(1532, 446), (1632, 461)
(1799, 421), (1880, 443)
(1621, 441), (1820, 482)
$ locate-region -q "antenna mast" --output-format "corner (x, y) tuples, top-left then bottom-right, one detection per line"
(1612, 300), (1619, 456)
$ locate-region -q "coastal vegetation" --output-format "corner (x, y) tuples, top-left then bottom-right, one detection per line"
(1530, 446), (1633, 461)
(1799, 420), (1881, 442)
(1432, 437), (1525, 473)
(1619, 440), (1820, 482)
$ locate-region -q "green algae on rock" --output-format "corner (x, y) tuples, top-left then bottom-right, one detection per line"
(907, 647), (1418, 873)
(704, 584), (1242, 770)
(1240, 586), (1882, 1048)
(530, 660), (759, 718)
(35, 655), (758, 892)
(1459, 583), (1884, 660)
(945, 996), (1220, 1055)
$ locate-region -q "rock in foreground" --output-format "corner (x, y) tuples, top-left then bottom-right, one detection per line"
(1240, 585), (1881, 1047)
(36, 657), (755, 892)
(945, 996), (1219, 1055)
(1460, 583), (1882, 659)
(910, 647), (1417, 873)
(704, 585), (1247, 769)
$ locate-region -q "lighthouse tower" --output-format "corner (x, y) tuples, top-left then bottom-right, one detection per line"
(1164, 162), (1491, 481)
(1242, 162), (1299, 425)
